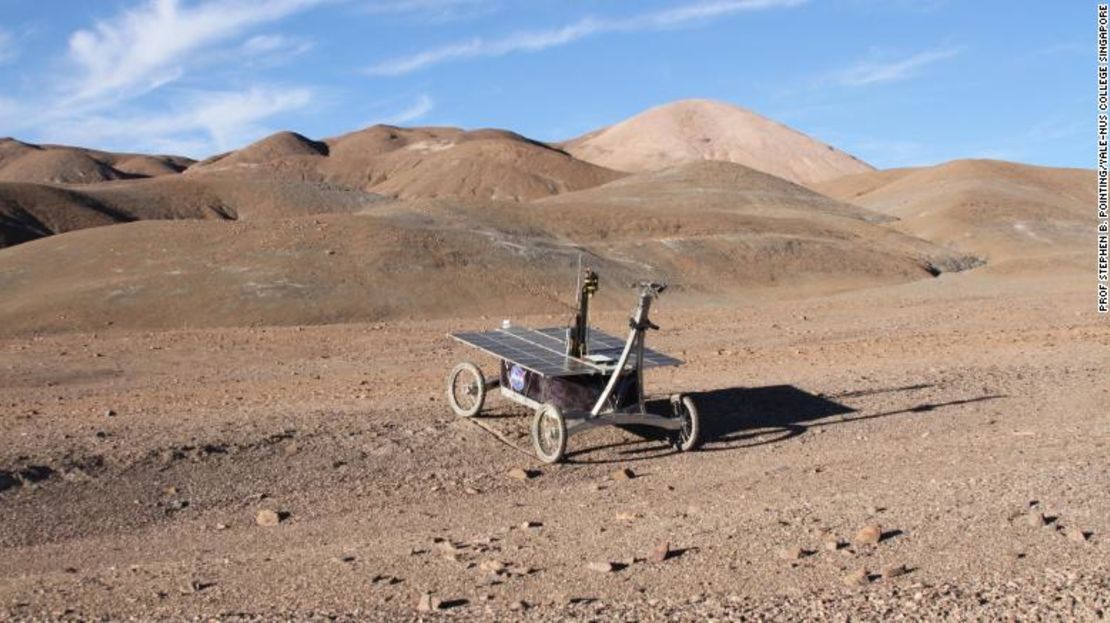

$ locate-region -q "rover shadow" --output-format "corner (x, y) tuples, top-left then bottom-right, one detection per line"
(565, 384), (1004, 463)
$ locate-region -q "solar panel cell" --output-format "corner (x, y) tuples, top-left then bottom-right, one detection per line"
(449, 325), (682, 377)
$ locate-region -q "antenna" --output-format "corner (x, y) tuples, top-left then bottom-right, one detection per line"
(574, 252), (582, 302)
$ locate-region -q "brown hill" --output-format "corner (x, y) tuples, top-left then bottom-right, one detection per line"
(561, 99), (873, 185)
(529, 160), (976, 287)
(813, 159), (1093, 261)
(0, 156), (979, 334)
(0, 183), (128, 247)
(192, 125), (624, 201)
(0, 138), (194, 184)
(0, 148), (128, 184)
(0, 174), (389, 248)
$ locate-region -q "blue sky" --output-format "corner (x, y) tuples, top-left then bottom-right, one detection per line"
(0, 0), (1087, 169)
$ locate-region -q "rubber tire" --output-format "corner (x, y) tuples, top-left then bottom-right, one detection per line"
(447, 362), (485, 418)
(669, 394), (702, 452)
(531, 403), (567, 464)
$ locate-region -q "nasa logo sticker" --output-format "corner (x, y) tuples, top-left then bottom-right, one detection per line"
(509, 365), (526, 391)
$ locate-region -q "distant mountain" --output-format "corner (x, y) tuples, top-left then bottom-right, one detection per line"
(813, 159), (1093, 261)
(191, 125), (624, 202)
(0, 138), (192, 185)
(560, 99), (873, 185)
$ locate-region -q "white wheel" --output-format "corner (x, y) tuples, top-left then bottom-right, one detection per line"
(531, 403), (567, 464)
(668, 394), (702, 452)
(447, 362), (485, 417)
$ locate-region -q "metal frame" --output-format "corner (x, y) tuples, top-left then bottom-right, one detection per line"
(493, 284), (682, 435)
(448, 279), (697, 461)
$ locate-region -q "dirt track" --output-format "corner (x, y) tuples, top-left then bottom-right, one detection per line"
(1, 266), (1107, 620)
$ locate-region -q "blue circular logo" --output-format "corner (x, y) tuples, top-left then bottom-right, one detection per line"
(509, 365), (526, 391)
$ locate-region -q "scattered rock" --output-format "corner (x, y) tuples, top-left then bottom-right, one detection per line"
(853, 524), (882, 546)
(464, 487), (481, 495)
(842, 567), (870, 587)
(615, 511), (638, 521)
(520, 521), (542, 530)
(823, 536), (841, 551)
(587, 561), (615, 573)
(479, 559), (505, 574)
(508, 600), (528, 611)
(507, 468), (535, 481)
(611, 468), (636, 481)
(255, 509), (283, 526)
(1025, 512), (1047, 528)
(648, 542), (671, 563)
(104, 409), (116, 417)
(881, 563), (907, 579)
(778, 545), (804, 561)
(416, 592), (441, 612)
(1067, 528), (1090, 543)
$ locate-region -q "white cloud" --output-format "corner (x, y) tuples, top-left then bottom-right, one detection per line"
(366, 0), (806, 75)
(65, 0), (331, 103)
(0, 28), (16, 64)
(830, 46), (961, 87)
(38, 86), (314, 156)
(361, 0), (494, 18)
(372, 93), (435, 125)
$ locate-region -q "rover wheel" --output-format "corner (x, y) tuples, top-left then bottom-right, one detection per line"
(531, 403), (567, 464)
(447, 362), (485, 417)
(668, 394), (702, 452)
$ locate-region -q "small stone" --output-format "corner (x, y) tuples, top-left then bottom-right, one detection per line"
(881, 563), (907, 579)
(823, 536), (841, 551)
(778, 545), (804, 561)
(587, 561), (615, 573)
(479, 560), (505, 574)
(507, 468), (534, 481)
(508, 600), (527, 611)
(842, 567), (870, 587)
(105, 409), (116, 417)
(648, 542), (671, 563)
(520, 520), (542, 529)
(255, 509), (282, 526)
(214, 523), (228, 531)
(464, 487), (481, 495)
(853, 524), (882, 546)
(615, 511), (638, 521)
(416, 592), (441, 612)
(611, 468), (635, 481)
(1067, 528), (1090, 543)
(1025, 512), (1047, 528)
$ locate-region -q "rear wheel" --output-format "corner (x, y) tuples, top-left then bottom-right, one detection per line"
(447, 362), (485, 417)
(531, 403), (567, 464)
(668, 394), (702, 452)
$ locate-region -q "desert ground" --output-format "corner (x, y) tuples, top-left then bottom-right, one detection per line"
(0, 100), (1106, 620)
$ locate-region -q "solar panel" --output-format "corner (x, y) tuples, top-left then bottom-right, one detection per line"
(450, 325), (683, 377)
(534, 327), (684, 370)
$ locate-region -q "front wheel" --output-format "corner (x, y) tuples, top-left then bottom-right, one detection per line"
(447, 362), (485, 417)
(531, 403), (567, 464)
(668, 394), (702, 452)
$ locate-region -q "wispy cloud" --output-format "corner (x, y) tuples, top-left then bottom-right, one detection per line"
(361, 0), (496, 20)
(366, 0), (806, 76)
(0, 0), (333, 157)
(372, 94), (436, 125)
(65, 0), (331, 103)
(829, 45), (961, 87)
(0, 28), (16, 64)
(36, 86), (314, 156)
